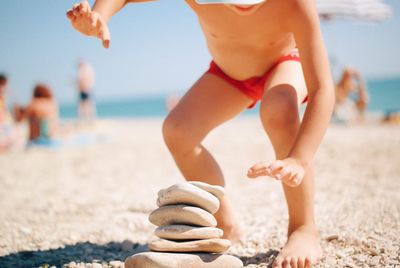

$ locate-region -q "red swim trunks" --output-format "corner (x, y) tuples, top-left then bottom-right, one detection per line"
(206, 48), (302, 108)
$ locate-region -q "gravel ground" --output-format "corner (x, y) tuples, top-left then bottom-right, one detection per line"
(0, 118), (399, 268)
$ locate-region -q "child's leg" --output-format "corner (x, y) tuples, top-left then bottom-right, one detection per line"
(162, 73), (252, 241)
(259, 61), (322, 268)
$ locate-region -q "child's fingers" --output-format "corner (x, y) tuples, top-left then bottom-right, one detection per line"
(282, 174), (299, 187)
(102, 39), (110, 49)
(247, 162), (272, 178)
(98, 23), (111, 49)
(80, 1), (91, 14)
(247, 158), (306, 186)
(76, 3), (82, 13)
(91, 12), (100, 27)
(293, 174), (302, 185)
(269, 160), (284, 171)
(292, 171), (305, 185)
(246, 168), (264, 178)
(285, 168), (305, 187)
(98, 25), (110, 41)
(73, 2), (90, 16)
(276, 166), (292, 181)
(66, 9), (74, 20)
(268, 160), (284, 179)
(250, 162), (271, 173)
(72, 3), (81, 16)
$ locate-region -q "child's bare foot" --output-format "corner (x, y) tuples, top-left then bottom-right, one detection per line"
(247, 158), (306, 187)
(214, 195), (244, 243)
(273, 225), (322, 268)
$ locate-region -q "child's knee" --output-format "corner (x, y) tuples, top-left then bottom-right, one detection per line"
(162, 114), (192, 153)
(260, 91), (299, 130)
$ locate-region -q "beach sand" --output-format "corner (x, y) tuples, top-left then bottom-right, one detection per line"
(0, 117), (399, 267)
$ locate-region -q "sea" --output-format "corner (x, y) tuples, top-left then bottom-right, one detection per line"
(59, 77), (400, 119)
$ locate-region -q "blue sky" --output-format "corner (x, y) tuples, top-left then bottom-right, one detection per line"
(0, 0), (399, 105)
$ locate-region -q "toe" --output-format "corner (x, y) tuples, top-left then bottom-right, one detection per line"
(273, 255), (284, 268)
(283, 257), (292, 268)
(290, 257), (298, 268)
(305, 257), (315, 268)
(297, 257), (305, 268)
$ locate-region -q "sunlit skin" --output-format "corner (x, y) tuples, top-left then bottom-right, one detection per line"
(0, 78), (8, 124)
(225, 3), (266, 15)
(67, 1), (335, 267)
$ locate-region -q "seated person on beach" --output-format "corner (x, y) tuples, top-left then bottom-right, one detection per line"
(67, 1), (335, 267)
(382, 110), (400, 124)
(77, 59), (96, 123)
(15, 84), (59, 145)
(334, 67), (369, 123)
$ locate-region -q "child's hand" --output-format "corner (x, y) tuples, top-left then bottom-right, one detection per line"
(66, 1), (110, 48)
(247, 158), (306, 187)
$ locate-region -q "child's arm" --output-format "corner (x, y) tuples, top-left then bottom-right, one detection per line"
(66, 0), (157, 48)
(92, 0), (156, 22)
(249, 0), (335, 186)
(288, 0), (335, 163)
(283, 0), (335, 180)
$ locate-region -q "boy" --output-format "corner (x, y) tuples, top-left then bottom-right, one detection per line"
(67, 1), (334, 267)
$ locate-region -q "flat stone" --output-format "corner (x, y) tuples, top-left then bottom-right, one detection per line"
(149, 205), (217, 227)
(157, 183), (220, 214)
(149, 238), (231, 253)
(188, 181), (225, 200)
(155, 225), (223, 240)
(125, 252), (243, 268)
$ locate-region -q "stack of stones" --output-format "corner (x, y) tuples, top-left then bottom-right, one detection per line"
(125, 181), (243, 268)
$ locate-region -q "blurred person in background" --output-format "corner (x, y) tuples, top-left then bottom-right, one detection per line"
(0, 74), (8, 122)
(15, 84), (59, 146)
(334, 67), (369, 123)
(0, 73), (15, 151)
(77, 59), (96, 123)
(382, 110), (400, 124)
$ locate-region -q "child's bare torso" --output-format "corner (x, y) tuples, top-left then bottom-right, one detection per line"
(186, 0), (296, 80)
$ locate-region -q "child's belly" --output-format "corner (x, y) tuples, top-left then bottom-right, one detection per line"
(205, 34), (296, 80)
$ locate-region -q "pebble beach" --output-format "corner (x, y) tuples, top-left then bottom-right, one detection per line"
(0, 118), (399, 268)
